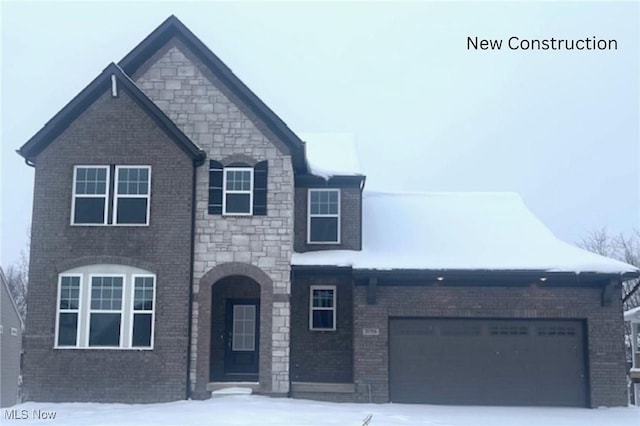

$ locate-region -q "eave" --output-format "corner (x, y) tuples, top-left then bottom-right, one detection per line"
(118, 15), (307, 173)
(17, 62), (205, 166)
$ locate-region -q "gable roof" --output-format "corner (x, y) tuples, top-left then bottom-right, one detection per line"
(0, 267), (24, 329)
(17, 62), (205, 165)
(119, 15), (307, 173)
(292, 191), (639, 278)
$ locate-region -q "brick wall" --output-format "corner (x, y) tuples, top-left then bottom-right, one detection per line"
(352, 283), (628, 406)
(293, 186), (361, 252)
(133, 38), (294, 394)
(290, 274), (353, 383)
(23, 90), (194, 403)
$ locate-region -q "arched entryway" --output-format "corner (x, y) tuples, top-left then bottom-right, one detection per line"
(210, 276), (260, 382)
(193, 262), (274, 398)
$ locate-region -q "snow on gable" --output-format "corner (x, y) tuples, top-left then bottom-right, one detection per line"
(292, 191), (638, 275)
(300, 133), (362, 179)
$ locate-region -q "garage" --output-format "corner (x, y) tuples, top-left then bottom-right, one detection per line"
(389, 318), (588, 407)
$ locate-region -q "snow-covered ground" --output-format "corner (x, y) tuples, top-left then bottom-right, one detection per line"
(3, 395), (639, 426)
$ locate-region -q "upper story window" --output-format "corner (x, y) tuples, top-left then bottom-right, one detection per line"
(223, 167), (253, 215)
(307, 189), (340, 244)
(309, 285), (336, 331)
(114, 166), (150, 224)
(72, 166), (109, 225)
(55, 265), (155, 350)
(72, 165), (151, 226)
(208, 160), (268, 216)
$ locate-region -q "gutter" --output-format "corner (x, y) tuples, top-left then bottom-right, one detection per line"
(16, 150), (35, 167)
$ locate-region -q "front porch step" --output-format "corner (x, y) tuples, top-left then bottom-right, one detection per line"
(207, 382), (260, 396)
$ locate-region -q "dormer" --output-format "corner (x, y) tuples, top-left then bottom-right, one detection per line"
(294, 134), (366, 252)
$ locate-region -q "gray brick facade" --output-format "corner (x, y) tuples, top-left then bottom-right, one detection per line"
(352, 283), (628, 407)
(294, 186), (362, 253)
(22, 90), (194, 403)
(290, 273), (354, 384)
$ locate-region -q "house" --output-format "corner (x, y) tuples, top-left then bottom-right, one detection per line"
(1, 268), (24, 407)
(17, 16), (639, 407)
(624, 306), (640, 405)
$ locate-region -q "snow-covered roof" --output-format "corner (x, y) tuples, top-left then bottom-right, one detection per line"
(292, 191), (639, 275)
(299, 133), (362, 179)
(625, 306), (640, 322)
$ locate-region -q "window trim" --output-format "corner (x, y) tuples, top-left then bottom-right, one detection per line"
(130, 274), (156, 349)
(54, 269), (156, 350)
(54, 274), (83, 348)
(70, 165), (110, 226)
(307, 189), (341, 244)
(309, 285), (337, 331)
(222, 167), (254, 216)
(113, 165), (151, 226)
(86, 274), (126, 348)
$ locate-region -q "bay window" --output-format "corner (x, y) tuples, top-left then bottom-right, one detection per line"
(55, 266), (155, 349)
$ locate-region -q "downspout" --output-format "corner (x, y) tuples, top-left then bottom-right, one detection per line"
(288, 268), (294, 398)
(359, 176), (366, 251)
(186, 151), (206, 399)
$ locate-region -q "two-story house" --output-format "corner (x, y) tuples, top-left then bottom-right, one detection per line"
(18, 16), (639, 407)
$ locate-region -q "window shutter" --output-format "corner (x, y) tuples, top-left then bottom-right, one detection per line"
(208, 160), (223, 214)
(253, 161), (268, 216)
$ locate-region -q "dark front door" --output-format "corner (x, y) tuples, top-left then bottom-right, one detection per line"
(223, 299), (259, 381)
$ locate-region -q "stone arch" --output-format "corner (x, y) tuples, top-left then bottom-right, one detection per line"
(220, 154), (259, 167)
(194, 262), (273, 397)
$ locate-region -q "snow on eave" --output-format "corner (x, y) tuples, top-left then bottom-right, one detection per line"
(291, 191), (639, 276)
(299, 132), (363, 179)
(625, 306), (640, 321)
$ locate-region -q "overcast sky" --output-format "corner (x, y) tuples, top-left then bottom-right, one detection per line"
(1, 1), (638, 269)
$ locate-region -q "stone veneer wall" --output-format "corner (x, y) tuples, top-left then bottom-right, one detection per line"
(133, 39), (293, 394)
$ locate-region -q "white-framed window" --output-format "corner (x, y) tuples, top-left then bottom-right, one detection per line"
(71, 165), (151, 226)
(55, 274), (81, 347)
(55, 266), (155, 350)
(114, 166), (151, 225)
(307, 189), (340, 244)
(223, 167), (253, 215)
(131, 275), (155, 348)
(88, 275), (124, 347)
(71, 166), (110, 225)
(309, 285), (336, 331)
(11, 328), (18, 336)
